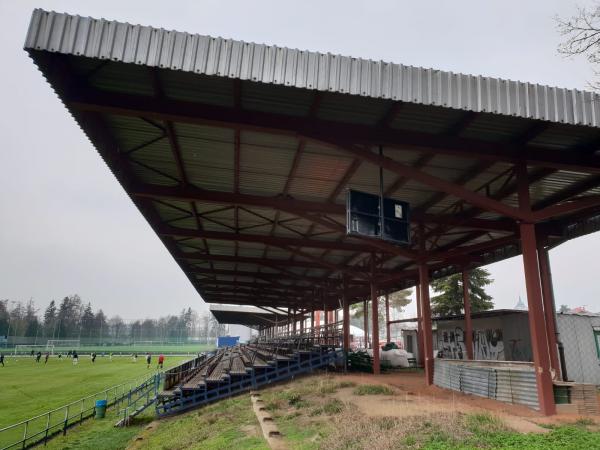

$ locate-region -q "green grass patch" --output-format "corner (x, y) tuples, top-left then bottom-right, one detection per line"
(310, 399), (344, 416)
(352, 384), (394, 395)
(130, 395), (267, 449)
(0, 355), (187, 448)
(42, 409), (152, 450)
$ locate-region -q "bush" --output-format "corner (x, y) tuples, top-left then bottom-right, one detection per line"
(322, 399), (344, 415)
(353, 384), (393, 396)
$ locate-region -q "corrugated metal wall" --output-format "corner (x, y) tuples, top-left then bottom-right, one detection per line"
(557, 314), (600, 385)
(25, 9), (600, 128)
(434, 359), (539, 410)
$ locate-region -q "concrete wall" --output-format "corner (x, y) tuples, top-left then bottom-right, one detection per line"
(557, 314), (600, 385)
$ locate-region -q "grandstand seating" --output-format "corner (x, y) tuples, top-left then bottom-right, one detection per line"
(156, 337), (343, 416)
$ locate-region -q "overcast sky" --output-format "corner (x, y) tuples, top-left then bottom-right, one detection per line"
(1, 0), (600, 319)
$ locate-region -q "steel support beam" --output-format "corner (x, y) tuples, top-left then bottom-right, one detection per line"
(371, 257), (380, 375)
(462, 270), (474, 360)
(537, 243), (561, 380)
(419, 263), (434, 385)
(517, 163), (556, 415)
(520, 224), (556, 415)
(163, 225), (372, 252)
(363, 300), (369, 349)
(343, 277), (350, 353)
(133, 183), (516, 232)
(69, 89), (600, 173)
(416, 282), (424, 367)
(385, 293), (391, 343)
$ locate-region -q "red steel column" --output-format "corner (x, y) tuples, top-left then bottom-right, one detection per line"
(419, 263), (434, 385)
(462, 270), (474, 360)
(521, 224), (556, 415)
(363, 300), (369, 348)
(385, 293), (391, 343)
(538, 243), (561, 380)
(517, 164), (556, 415)
(343, 277), (350, 353)
(416, 282), (424, 366)
(371, 257), (380, 375)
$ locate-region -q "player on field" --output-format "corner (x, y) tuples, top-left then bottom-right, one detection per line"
(0, 353), (5, 367)
(44, 352), (50, 364)
(157, 354), (165, 369)
(30, 349), (34, 357)
(91, 352), (97, 363)
(35, 351), (42, 363)
(72, 350), (79, 365)
(146, 353), (151, 369)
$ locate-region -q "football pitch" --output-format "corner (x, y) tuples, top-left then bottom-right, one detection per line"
(0, 354), (189, 432)
(13, 343), (215, 356)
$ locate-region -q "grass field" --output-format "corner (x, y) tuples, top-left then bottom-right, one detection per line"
(11, 343), (215, 355)
(0, 354), (189, 447)
(3, 370), (599, 449)
(22, 373), (600, 450)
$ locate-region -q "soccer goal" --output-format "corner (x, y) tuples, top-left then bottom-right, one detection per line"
(14, 344), (52, 355)
(132, 340), (164, 347)
(46, 339), (80, 350)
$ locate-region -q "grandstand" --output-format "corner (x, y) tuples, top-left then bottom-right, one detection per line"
(156, 334), (343, 417)
(22, 7), (600, 418)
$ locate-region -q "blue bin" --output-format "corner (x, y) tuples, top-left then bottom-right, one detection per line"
(95, 399), (107, 419)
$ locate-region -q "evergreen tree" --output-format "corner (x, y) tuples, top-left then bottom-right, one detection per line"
(24, 299), (39, 337)
(80, 303), (95, 338)
(43, 300), (57, 337)
(431, 268), (494, 316)
(94, 309), (107, 339)
(0, 300), (9, 335)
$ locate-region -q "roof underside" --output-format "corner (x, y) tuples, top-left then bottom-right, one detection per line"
(209, 304), (289, 328)
(25, 9), (600, 312)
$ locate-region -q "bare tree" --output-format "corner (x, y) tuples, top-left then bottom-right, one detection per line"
(557, 4), (600, 88)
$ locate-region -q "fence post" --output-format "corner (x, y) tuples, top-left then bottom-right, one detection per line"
(63, 406), (69, 436)
(44, 412), (51, 444)
(21, 420), (29, 449)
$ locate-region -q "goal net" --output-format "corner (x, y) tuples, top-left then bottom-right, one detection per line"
(14, 344), (53, 355)
(46, 339), (80, 350)
(133, 341), (164, 347)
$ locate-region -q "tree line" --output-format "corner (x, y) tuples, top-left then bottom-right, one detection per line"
(0, 295), (226, 343)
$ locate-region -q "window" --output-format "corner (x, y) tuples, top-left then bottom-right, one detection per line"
(594, 330), (600, 359)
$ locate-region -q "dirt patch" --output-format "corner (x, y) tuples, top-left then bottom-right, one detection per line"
(331, 372), (559, 433)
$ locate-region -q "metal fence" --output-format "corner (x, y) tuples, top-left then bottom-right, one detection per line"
(433, 359), (538, 410)
(0, 373), (161, 450)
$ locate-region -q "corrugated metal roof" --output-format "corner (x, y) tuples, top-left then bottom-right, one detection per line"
(25, 9), (600, 128)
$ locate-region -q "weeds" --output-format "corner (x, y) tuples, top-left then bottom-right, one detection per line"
(353, 384), (394, 396)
